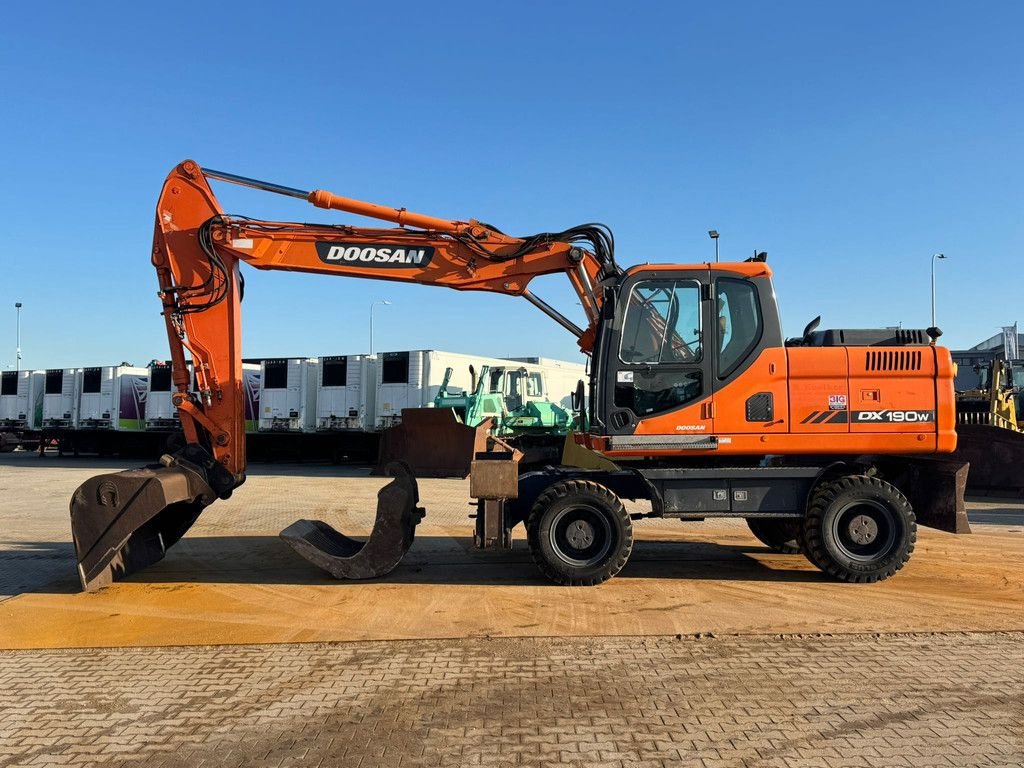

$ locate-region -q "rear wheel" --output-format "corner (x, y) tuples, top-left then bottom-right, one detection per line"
(746, 518), (801, 554)
(801, 475), (915, 583)
(526, 479), (633, 586)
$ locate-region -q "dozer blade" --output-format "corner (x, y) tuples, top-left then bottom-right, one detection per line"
(954, 424), (1024, 496)
(899, 456), (971, 534)
(373, 408), (491, 478)
(280, 462), (425, 579)
(70, 458), (218, 591)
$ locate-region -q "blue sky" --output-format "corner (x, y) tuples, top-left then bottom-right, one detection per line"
(1, 1), (1021, 370)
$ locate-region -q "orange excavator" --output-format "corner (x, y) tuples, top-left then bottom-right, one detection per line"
(70, 160), (969, 591)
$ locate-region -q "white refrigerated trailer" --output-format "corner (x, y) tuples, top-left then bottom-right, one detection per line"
(0, 370), (44, 430)
(257, 358), (317, 432)
(313, 355), (376, 431)
(0, 370), (44, 450)
(41, 368), (79, 429)
(75, 366), (149, 431)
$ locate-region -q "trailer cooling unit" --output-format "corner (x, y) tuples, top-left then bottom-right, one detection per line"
(75, 366), (149, 431)
(314, 355), (375, 431)
(258, 358), (316, 432)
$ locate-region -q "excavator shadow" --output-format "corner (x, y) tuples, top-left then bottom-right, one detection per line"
(1, 535), (824, 597)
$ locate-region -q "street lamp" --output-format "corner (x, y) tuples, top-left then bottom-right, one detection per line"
(14, 302), (22, 373)
(708, 230), (720, 262)
(369, 300), (391, 355)
(930, 253), (946, 328)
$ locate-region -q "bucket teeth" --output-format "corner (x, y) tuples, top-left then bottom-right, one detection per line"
(280, 462), (425, 579)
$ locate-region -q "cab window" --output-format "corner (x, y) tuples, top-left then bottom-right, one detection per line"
(526, 372), (543, 397)
(619, 280), (702, 364)
(615, 279), (704, 416)
(716, 278), (762, 377)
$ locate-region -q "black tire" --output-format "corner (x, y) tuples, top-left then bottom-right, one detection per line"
(746, 518), (802, 554)
(526, 479), (633, 586)
(801, 475), (915, 583)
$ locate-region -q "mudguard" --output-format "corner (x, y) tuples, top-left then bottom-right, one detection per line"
(280, 462), (425, 579)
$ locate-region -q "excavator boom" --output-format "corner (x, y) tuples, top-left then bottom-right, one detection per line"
(70, 160), (612, 590)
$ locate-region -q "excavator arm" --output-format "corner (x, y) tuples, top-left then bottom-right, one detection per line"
(70, 160), (614, 590)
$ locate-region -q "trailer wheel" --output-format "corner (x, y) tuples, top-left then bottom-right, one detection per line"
(802, 475), (915, 583)
(526, 479), (633, 586)
(746, 518), (801, 554)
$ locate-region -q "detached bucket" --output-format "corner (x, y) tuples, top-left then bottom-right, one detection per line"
(373, 408), (491, 478)
(70, 459), (217, 591)
(280, 462), (425, 579)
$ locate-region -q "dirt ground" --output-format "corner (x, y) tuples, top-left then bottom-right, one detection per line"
(1, 452), (1022, 650)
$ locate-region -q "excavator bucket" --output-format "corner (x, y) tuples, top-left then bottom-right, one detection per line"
(70, 457), (218, 591)
(280, 462), (425, 579)
(954, 424), (1024, 495)
(373, 408), (491, 478)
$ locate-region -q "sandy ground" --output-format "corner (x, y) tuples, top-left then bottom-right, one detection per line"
(1, 452), (1022, 650)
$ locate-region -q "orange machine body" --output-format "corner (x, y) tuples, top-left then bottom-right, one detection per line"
(593, 344), (957, 458)
(153, 161), (956, 481)
(66, 160), (969, 593)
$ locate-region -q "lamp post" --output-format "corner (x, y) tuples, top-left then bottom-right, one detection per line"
(369, 300), (391, 355)
(708, 230), (720, 262)
(930, 253), (946, 328)
(14, 302), (22, 373)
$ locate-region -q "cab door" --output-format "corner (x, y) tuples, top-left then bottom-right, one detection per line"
(599, 269), (715, 447)
(707, 271), (789, 436)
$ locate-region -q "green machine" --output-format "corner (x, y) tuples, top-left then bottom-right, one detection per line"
(434, 364), (578, 439)
(375, 363), (586, 477)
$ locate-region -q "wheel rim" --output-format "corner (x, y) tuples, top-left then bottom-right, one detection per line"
(548, 505), (614, 568)
(831, 499), (897, 562)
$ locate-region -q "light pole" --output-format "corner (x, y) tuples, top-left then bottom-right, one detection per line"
(14, 302), (22, 373)
(708, 230), (720, 262)
(930, 253), (946, 328)
(369, 300), (391, 355)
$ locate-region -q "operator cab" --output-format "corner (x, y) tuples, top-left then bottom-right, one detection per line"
(591, 263), (783, 436)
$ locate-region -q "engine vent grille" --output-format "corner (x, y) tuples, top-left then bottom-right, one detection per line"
(865, 350), (923, 371)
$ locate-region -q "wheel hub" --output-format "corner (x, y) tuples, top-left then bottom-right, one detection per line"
(565, 520), (595, 549)
(548, 505), (614, 568)
(847, 514), (879, 545)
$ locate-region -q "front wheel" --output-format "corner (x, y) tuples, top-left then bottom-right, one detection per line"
(526, 479), (633, 586)
(801, 475), (916, 583)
